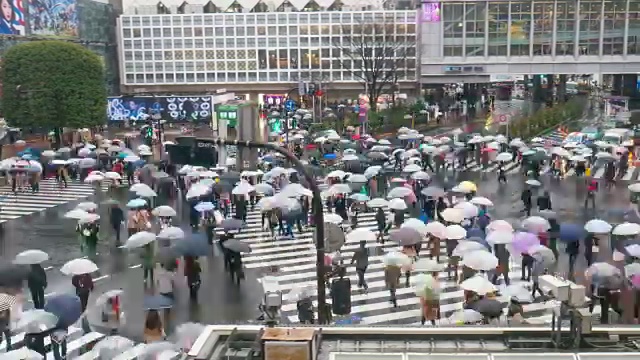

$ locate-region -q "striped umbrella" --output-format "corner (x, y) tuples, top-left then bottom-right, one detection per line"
(0, 293), (18, 312)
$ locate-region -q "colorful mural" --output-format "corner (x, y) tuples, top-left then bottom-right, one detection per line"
(28, 0), (78, 37)
(0, 0), (25, 35)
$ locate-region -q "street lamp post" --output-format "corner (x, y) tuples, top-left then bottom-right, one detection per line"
(213, 138), (329, 324)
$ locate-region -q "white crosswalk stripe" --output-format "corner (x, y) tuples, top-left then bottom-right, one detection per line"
(227, 208), (602, 325)
(0, 179), (102, 224)
(0, 325), (111, 359)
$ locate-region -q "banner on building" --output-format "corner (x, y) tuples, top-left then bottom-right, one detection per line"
(107, 95), (213, 122)
(28, 0), (78, 37)
(0, 0), (25, 35)
(421, 1), (440, 22)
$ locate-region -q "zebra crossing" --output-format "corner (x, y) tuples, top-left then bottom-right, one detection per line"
(0, 325), (107, 359)
(230, 207), (603, 326)
(0, 179), (104, 224)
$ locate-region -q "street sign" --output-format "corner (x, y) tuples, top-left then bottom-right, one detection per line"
(498, 114), (509, 125)
(285, 99), (295, 112)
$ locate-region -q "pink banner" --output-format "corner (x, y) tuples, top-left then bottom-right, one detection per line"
(422, 2), (441, 22)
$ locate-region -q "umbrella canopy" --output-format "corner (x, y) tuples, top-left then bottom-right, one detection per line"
(64, 208), (90, 220)
(221, 218), (244, 231)
(93, 336), (135, 358)
(511, 232), (540, 254)
(421, 187), (446, 198)
(123, 231), (156, 249)
(486, 231), (514, 245)
(559, 223), (584, 243)
(16, 309), (59, 334)
(389, 227), (422, 246)
(413, 258), (445, 273)
(382, 251), (411, 267)
(501, 284), (534, 303)
(461, 250), (498, 271)
(60, 258), (99, 275)
(126, 198), (147, 208)
(143, 294), (173, 310)
(13, 249), (49, 265)
(172, 237), (211, 257)
(584, 219), (612, 234)
(44, 294), (82, 328)
(470, 298), (504, 318)
(174, 322), (206, 350)
(424, 221), (446, 238)
(441, 208), (465, 223)
(367, 198), (388, 208)
(448, 309), (483, 324)
(401, 218), (429, 236)
(346, 228), (376, 243)
(388, 198), (407, 210)
(613, 222), (640, 236)
(460, 275), (497, 294)
(453, 240), (486, 257)
(0, 264), (29, 287)
(445, 224), (466, 240)
(152, 206), (177, 217)
(0, 293), (18, 312)
(194, 202), (215, 212)
(221, 239), (252, 253)
(157, 226), (185, 241)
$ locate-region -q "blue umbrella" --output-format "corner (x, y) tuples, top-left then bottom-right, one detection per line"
(127, 198), (147, 208)
(172, 237), (210, 257)
(323, 153), (337, 160)
(261, 156), (274, 163)
(559, 223), (583, 243)
(143, 294), (173, 310)
(466, 228), (486, 240)
(133, 159), (146, 168)
(44, 294), (82, 328)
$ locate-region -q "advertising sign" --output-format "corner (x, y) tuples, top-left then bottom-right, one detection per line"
(263, 94), (285, 107)
(421, 1), (441, 22)
(216, 104), (238, 128)
(107, 95), (213, 122)
(0, 0), (25, 35)
(29, 0), (78, 37)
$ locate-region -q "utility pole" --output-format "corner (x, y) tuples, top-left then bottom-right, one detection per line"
(213, 138), (329, 324)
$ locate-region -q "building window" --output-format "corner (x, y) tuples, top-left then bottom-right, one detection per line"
(602, 0), (626, 55)
(487, 2), (509, 56)
(578, 0), (602, 55)
(556, 0), (576, 56)
(509, 2), (530, 56)
(630, 2), (640, 55)
(532, 1), (554, 55)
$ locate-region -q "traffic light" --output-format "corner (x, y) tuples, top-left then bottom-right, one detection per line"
(270, 119), (282, 133)
(145, 127), (153, 138)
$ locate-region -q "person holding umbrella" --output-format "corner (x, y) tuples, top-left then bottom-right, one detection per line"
(184, 256), (202, 301)
(27, 264), (47, 309)
(0, 306), (11, 351)
(223, 239), (251, 285)
(72, 273), (94, 312)
(110, 204), (125, 244)
(143, 310), (165, 343)
(44, 294), (83, 360)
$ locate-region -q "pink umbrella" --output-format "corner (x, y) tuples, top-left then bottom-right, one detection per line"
(631, 274), (640, 289)
(403, 183), (417, 204)
(511, 232), (540, 254)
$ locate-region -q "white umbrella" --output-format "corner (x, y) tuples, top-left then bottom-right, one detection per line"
(14, 249), (49, 265)
(41, 150), (56, 157)
(625, 244), (640, 258)
(76, 202), (98, 211)
(348, 174), (367, 183)
(364, 166), (381, 178)
(401, 218), (429, 236)
(122, 231), (156, 249)
(256, 197), (276, 211)
(424, 221), (446, 238)
(136, 187), (158, 197)
(411, 171), (430, 181)
(522, 216), (550, 232)
(130, 183), (152, 193)
(501, 284), (534, 303)
(448, 309), (483, 324)
(186, 184), (211, 199)
(526, 179), (542, 187)
(104, 172), (122, 180)
(584, 219), (612, 234)
(629, 183), (640, 193)
(152, 206), (177, 217)
(387, 187), (413, 199)
(346, 228), (376, 242)
(453, 202), (478, 218)
(326, 183), (352, 196)
(462, 250), (498, 271)
(487, 220), (514, 233)
(441, 208), (464, 223)
(388, 198), (408, 210)
(194, 202), (215, 212)
(326, 170), (346, 178)
(613, 222), (640, 236)
(64, 208), (90, 219)
(324, 213), (344, 224)
(413, 258), (445, 272)
(382, 251), (411, 267)
(367, 198), (388, 208)
(61, 258), (98, 275)
(157, 226), (185, 240)
(496, 152), (512, 162)
(232, 181), (255, 195)
(470, 197), (493, 207)
(445, 224), (466, 240)
(486, 231), (514, 245)
(453, 240), (486, 257)
(280, 183), (311, 197)
(402, 164), (421, 173)
(460, 274), (497, 294)
(78, 213), (101, 224)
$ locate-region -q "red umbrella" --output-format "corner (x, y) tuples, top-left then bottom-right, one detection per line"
(352, 134), (361, 140)
(305, 144), (317, 150)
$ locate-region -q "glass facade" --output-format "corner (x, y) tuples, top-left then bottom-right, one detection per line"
(441, 0), (637, 58)
(118, 11), (417, 86)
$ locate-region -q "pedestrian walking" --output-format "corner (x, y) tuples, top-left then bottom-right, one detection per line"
(27, 263), (47, 309)
(351, 240), (369, 291)
(72, 273), (94, 312)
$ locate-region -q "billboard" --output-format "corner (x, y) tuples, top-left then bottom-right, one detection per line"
(0, 0), (25, 35)
(421, 1), (440, 22)
(107, 95), (213, 123)
(28, 0), (78, 37)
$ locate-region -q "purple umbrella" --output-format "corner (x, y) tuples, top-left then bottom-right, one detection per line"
(511, 232), (540, 254)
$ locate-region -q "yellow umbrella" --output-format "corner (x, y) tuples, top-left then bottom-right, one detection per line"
(458, 181), (477, 192)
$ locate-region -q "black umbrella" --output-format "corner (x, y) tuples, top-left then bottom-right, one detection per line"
(0, 264), (28, 288)
(222, 239), (252, 253)
(470, 298), (504, 318)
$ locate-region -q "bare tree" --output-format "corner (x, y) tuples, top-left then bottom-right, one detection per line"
(333, 21), (409, 112)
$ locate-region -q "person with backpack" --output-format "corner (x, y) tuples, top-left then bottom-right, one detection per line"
(72, 273), (94, 312)
(27, 263), (47, 309)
